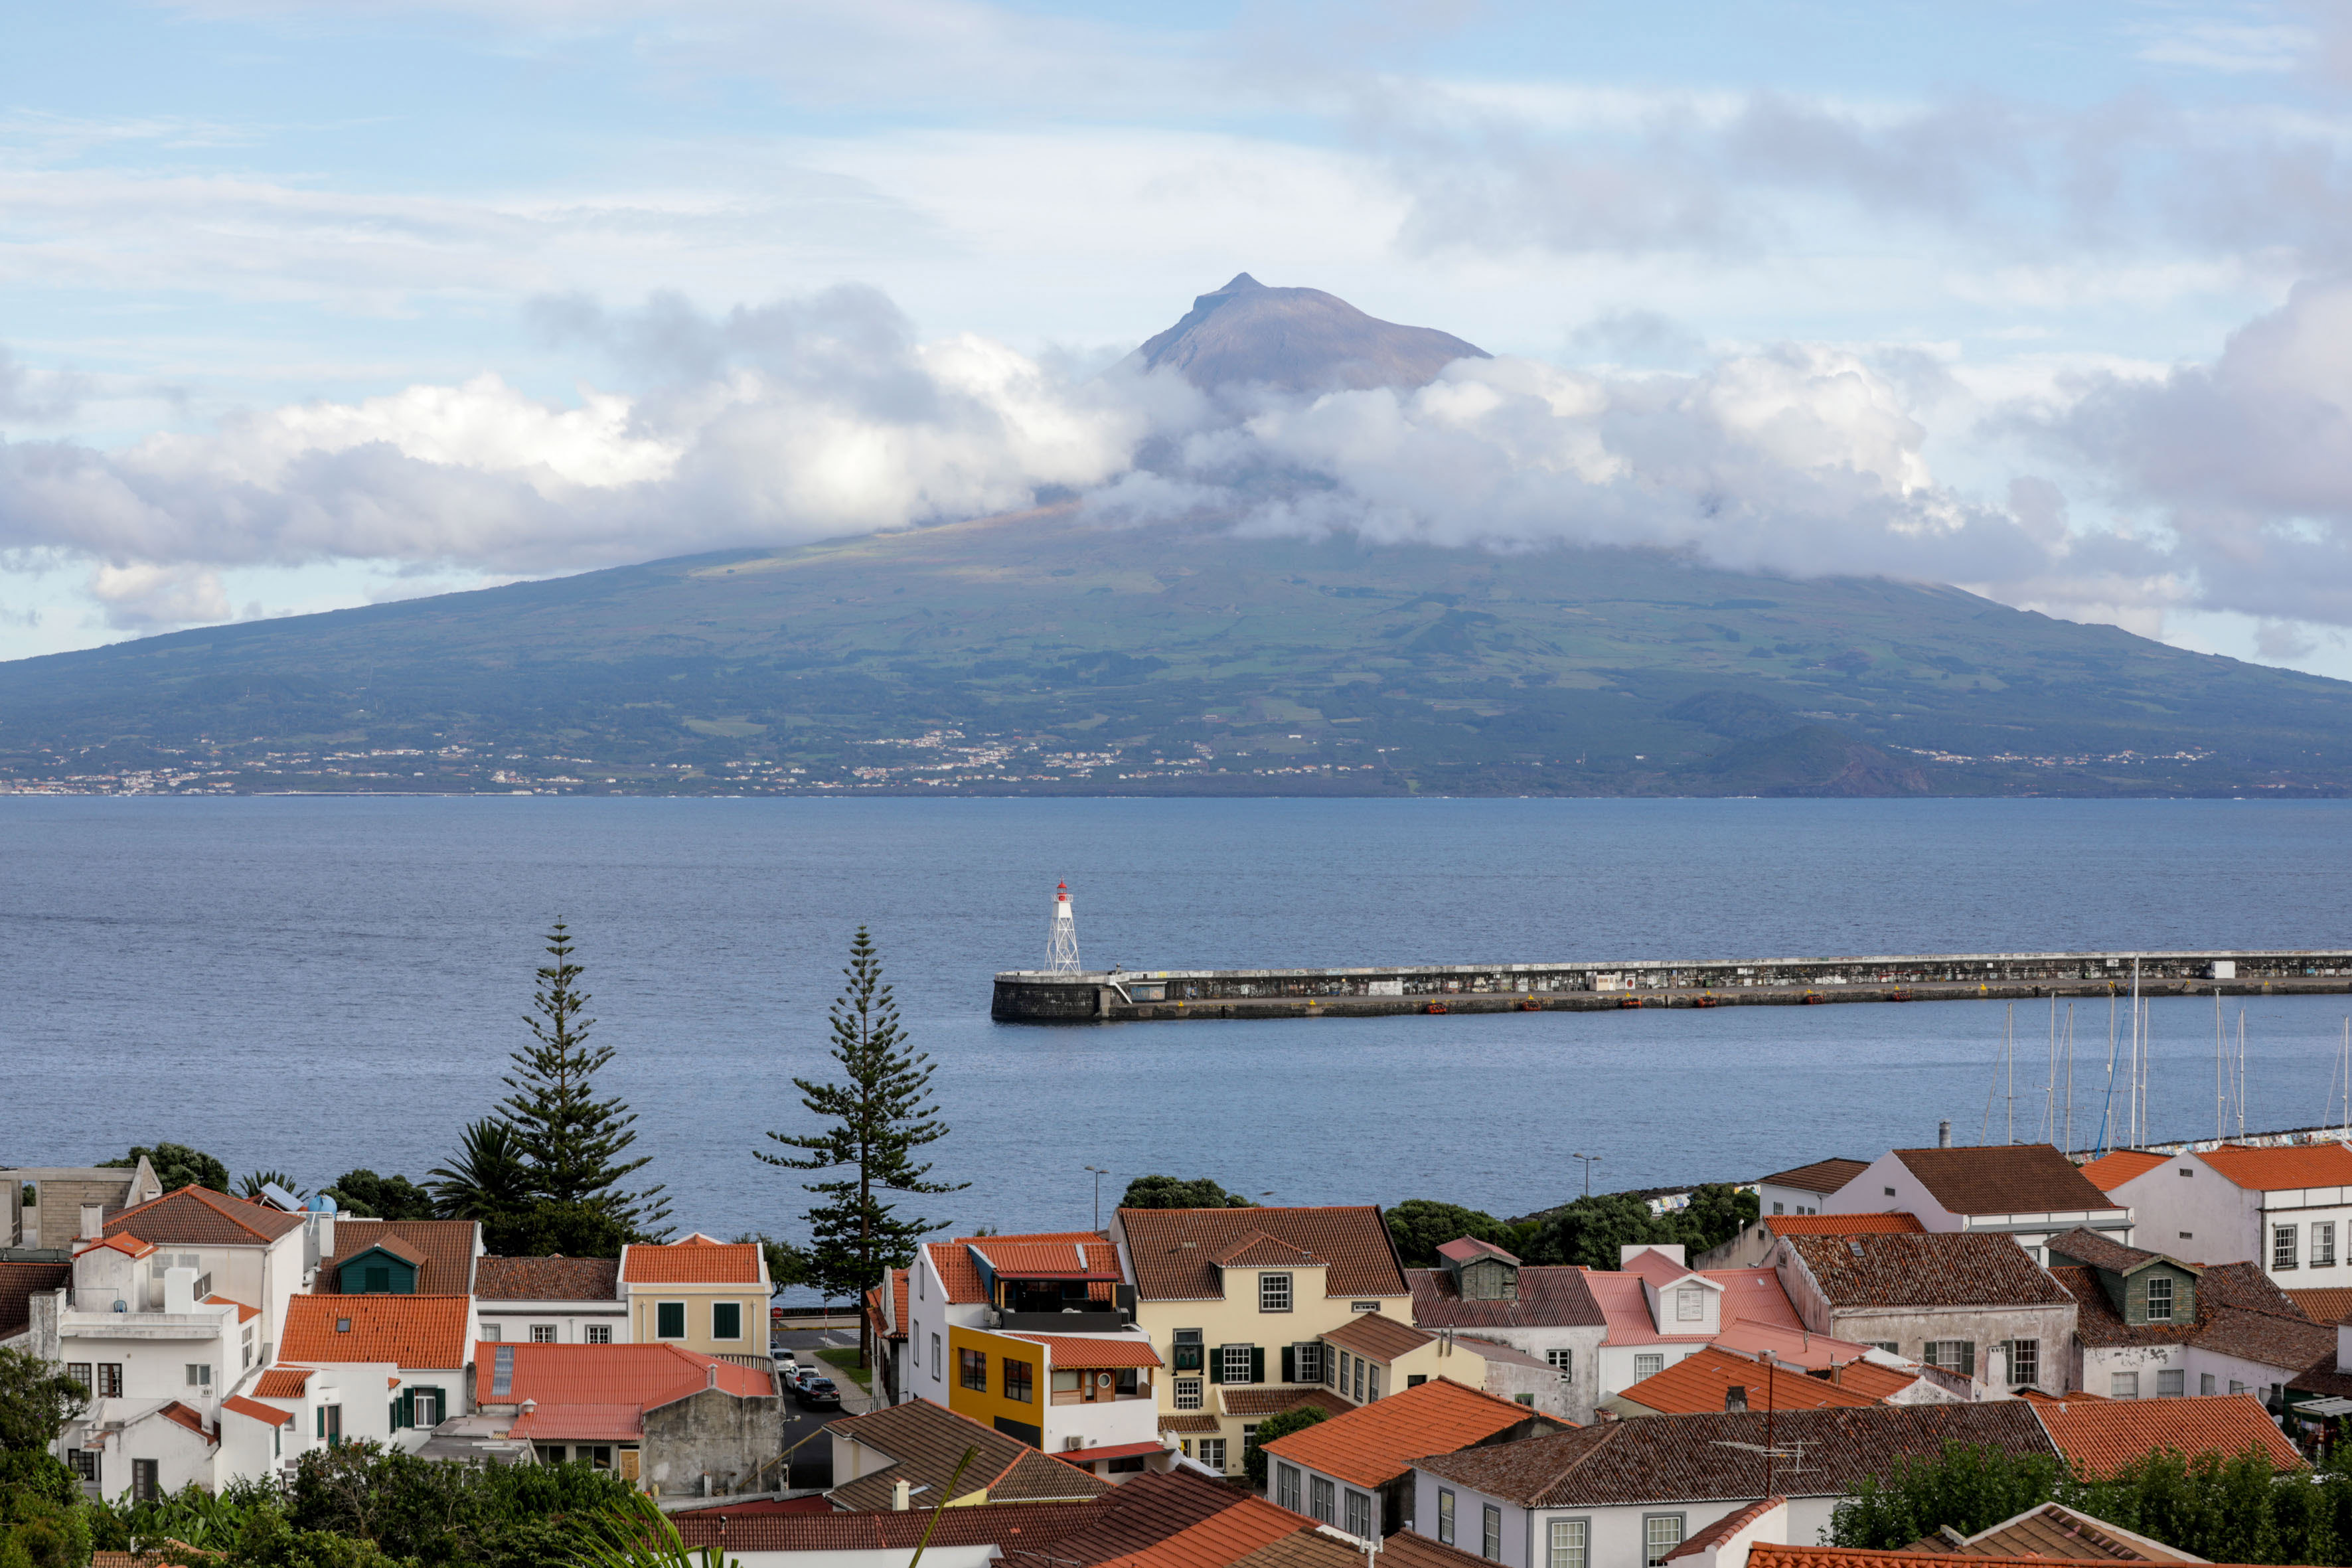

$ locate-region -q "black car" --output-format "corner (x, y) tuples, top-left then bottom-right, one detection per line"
(796, 1376), (842, 1410)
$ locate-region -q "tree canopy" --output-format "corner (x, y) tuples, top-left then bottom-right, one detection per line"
(1119, 1175), (1255, 1210)
(320, 1170), (437, 1222)
(103, 1142), (228, 1194)
(1385, 1200), (1516, 1267)
(1243, 1404), (1329, 1486)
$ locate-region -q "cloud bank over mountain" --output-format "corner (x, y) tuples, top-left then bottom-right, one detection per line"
(6, 270), (2335, 639)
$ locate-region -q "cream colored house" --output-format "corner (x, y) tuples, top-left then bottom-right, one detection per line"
(1110, 1205), (1410, 1477)
(619, 1235), (770, 1358)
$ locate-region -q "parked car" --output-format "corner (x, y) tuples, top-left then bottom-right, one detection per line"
(796, 1376), (841, 1411)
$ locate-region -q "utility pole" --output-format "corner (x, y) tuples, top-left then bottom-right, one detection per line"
(1571, 1153), (1600, 1199)
(1085, 1166), (1109, 1231)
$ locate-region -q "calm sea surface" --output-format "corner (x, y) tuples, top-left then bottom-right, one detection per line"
(7, 798), (2352, 1267)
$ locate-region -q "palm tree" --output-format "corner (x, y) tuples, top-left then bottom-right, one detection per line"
(428, 1119), (531, 1225)
(237, 1171), (303, 1202)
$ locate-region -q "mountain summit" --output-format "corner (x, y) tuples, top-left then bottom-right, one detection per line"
(1127, 272), (1490, 393)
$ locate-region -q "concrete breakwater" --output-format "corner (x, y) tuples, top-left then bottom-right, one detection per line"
(991, 949), (2352, 1023)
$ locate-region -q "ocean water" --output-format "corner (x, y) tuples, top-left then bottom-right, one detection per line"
(6, 797), (2352, 1263)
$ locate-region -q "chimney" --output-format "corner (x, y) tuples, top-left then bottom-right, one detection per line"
(163, 1266), (197, 1315)
(1725, 1386), (1749, 1413)
(893, 1478), (912, 1512)
(1938, 1120), (1952, 1148)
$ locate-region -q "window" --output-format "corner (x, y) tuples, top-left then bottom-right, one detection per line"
(1352, 1357), (1366, 1401)
(1675, 1287), (1703, 1322)
(712, 1301), (742, 1340)
(1242, 1423), (1261, 1454)
(931, 1334), (942, 1379)
(2276, 1223), (2300, 1271)
(66, 1362), (90, 1392)
(1923, 1341), (1975, 1375)
(1221, 1344), (1255, 1383)
(655, 1301), (686, 1338)
(1308, 1475), (1336, 1521)
(2320, 1223), (2340, 1267)
(1868, 1342), (1898, 1355)
(1438, 1490), (1457, 1545)
(1260, 1273), (1293, 1312)
(1644, 1514), (1686, 1567)
(1172, 1329), (1204, 1372)
(1366, 1366), (1380, 1401)
(2231, 1379), (2249, 1395)
(1294, 1343), (1324, 1383)
(1772, 1202), (1784, 1215)
(2145, 1277), (2174, 1321)
(413, 1389), (441, 1426)
(2201, 1373), (2217, 1395)
(960, 1348), (988, 1391)
(2156, 1369), (2185, 1397)
(1549, 1518), (1588, 1568)
(1344, 1490), (1373, 1537)
(1277, 1463), (1300, 1511)
(323, 1404), (343, 1445)
(1884, 1186), (1897, 1196)
(1483, 1504), (1504, 1561)
(67, 1450), (98, 1486)
(1003, 1356), (1034, 1403)
(1198, 1438), (1226, 1472)
(185, 1364), (211, 1388)
(133, 1458), (160, 1503)
(1633, 1353), (1664, 1379)
(1175, 1378), (1203, 1410)
(2111, 1372), (2140, 1399)
(96, 1364), (122, 1399)
(1547, 1348), (1573, 1381)
(2008, 1340), (2039, 1388)
(530, 1324), (558, 1343)
(480, 1324), (503, 1342)
(585, 1324), (611, 1345)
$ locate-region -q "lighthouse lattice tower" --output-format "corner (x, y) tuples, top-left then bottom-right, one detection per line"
(1046, 883), (1082, 973)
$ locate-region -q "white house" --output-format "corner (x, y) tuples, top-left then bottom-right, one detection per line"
(1409, 1403), (2059, 1567)
(277, 1292), (475, 1453)
(1407, 1241), (1608, 1421)
(473, 1256), (625, 1346)
(1768, 1231), (2079, 1393)
(1755, 1159), (1869, 1220)
(2090, 1142), (2352, 1284)
(899, 1229), (1131, 1409)
(1824, 1144), (2132, 1262)
(1581, 1247), (1820, 1404)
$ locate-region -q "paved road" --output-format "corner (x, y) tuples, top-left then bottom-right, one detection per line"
(772, 1324), (879, 1488)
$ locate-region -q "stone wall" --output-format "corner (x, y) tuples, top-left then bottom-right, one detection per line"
(643, 1385), (784, 1498)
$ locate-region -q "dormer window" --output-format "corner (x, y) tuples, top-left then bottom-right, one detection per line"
(1259, 1273), (1292, 1312)
(1675, 1286), (1703, 1321)
(2146, 1276), (2173, 1322)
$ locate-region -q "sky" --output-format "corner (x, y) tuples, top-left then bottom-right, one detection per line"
(10, 1), (2352, 674)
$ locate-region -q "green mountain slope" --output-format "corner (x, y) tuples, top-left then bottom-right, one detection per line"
(5, 504), (2350, 795)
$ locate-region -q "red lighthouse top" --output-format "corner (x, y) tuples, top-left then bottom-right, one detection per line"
(1057, 883), (1069, 902)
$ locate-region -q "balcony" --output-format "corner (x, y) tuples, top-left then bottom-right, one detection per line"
(986, 1307), (1133, 1333)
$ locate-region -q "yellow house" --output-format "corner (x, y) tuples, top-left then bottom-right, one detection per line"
(619, 1235), (769, 1357)
(944, 1322), (1166, 1473)
(1111, 1206), (1411, 1477)
(1320, 1312), (1494, 1403)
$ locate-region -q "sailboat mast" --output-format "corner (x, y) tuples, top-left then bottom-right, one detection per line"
(2065, 1003), (2077, 1154)
(2006, 1002), (2016, 1146)
(2130, 959), (2142, 1147)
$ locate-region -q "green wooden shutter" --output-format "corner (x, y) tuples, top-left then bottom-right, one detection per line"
(316, 1407), (325, 1439)
(1207, 1347), (1223, 1384)
(1960, 1342), (1976, 1377)
(1250, 1347), (1265, 1384)
(1281, 1346), (1296, 1383)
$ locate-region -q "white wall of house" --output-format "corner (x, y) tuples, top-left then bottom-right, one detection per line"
(1757, 1182), (1832, 1218)
(1821, 1156), (2130, 1259)
(293, 1362), (399, 1455)
(1277, 1458), (1383, 1541)
(899, 1247), (988, 1407)
(2107, 1161), (2261, 1268)
(1407, 1469), (1840, 1568)
(75, 1408), (217, 1502)
(477, 1306), (626, 1345)
(1594, 1342), (1705, 1401)
(1040, 1373), (1160, 1453)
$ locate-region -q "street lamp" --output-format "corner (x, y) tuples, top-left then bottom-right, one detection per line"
(1085, 1166), (1109, 1231)
(1571, 1153), (1601, 1199)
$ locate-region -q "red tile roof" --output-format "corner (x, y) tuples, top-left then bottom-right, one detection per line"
(2078, 1150), (2167, 1193)
(473, 1255), (622, 1302)
(974, 1238), (1124, 1277)
(106, 1186), (305, 1246)
(2032, 1393), (2303, 1478)
(253, 1366), (314, 1397)
(1410, 1266), (1607, 1330)
(280, 1294), (472, 1368)
(1002, 1332), (1164, 1368)
(1664, 1497), (1784, 1561)
(674, 1502), (1103, 1555)
(924, 1233), (1115, 1304)
(1891, 1146), (2124, 1217)
(319, 1220), (478, 1294)
(205, 1294), (261, 1323)
(1615, 1348), (1883, 1415)
(155, 1401), (212, 1442)
(2197, 1142), (2352, 1191)
(487, 1340), (773, 1407)
(221, 1394), (293, 1427)
(1782, 1233), (2075, 1308)
(1092, 1490), (1318, 1568)
(1061, 1440), (1168, 1463)
(1120, 1207), (1406, 1302)
(2288, 1287), (2352, 1326)
(0, 1261), (71, 1342)
(1749, 1547), (2273, 1568)
(1219, 1388), (1352, 1419)
(1765, 1214), (1925, 1236)
(621, 1240), (763, 1285)
(1437, 1238), (1521, 1266)
(1822, 1360), (1929, 1401)
(1320, 1312), (1433, 1362)
(1761, 1158), (1871, 1195)
(823, 1395), (1108, 1510)
(1381, 1531), (1497, 1568)
(1212, 1232), (1322, 1269)
(78, 1234), (157, 1260)
(1263, 1375), (1541, 1488)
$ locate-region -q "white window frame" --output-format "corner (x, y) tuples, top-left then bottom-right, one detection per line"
(1548, 1517), (1589, 1568)
(1632, 1352), (1664, 1380)
(530, 1323), (558, 1343)
(1674, 1287), (1702, 1322)
(2112, 1372), (2140, 1399)
(584, 1324), (611, 1345)
(1344, 1489), (1374, 1537)
(1198, 1438), (1226, 1472)
(2156, 1368), (2185, 1397)
(1437, 1489), (1456, 1546)
(1294, 1342), (1324, 1383)
(1221, 1344), (1254, 1383)
(2319, 1221), (2340, 1268)
(2275, 1223), (2300, 1271)
(1259, 1273), (1293, 1312)
(1175, 1377), (1204, 1410)
(1643, 1514), (1686, 1567)
(711, 1300), (744, 1340)
(1482, 1504), (1503, 1561)
(932, 1333), (943, 1380)
(412, 1389), (441, 1426)
(185, 1363), (212, 1387)
(2144, 1276), (2173, 1321)
(2007, 1338), (2039, 1388)
(1277, 1463), (1300, 1512)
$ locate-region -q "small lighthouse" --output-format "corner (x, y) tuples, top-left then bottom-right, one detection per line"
(1046, 882), (1082, 974)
